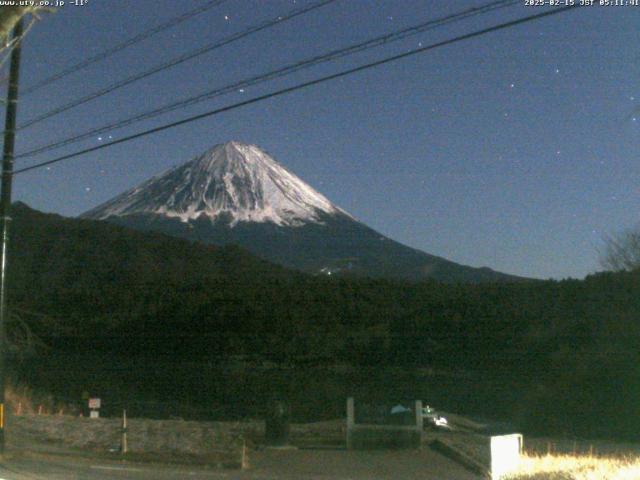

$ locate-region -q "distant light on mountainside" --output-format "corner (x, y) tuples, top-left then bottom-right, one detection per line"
(82, 141), (525, 283)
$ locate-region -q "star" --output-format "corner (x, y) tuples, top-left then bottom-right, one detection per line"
(509, 83), (515, 89)
(554, 68), (560, 74)
(224, 15), (230, 21)
(85, 187), (91, 192)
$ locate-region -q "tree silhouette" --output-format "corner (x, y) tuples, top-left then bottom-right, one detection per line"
(601, 228), (640, 272)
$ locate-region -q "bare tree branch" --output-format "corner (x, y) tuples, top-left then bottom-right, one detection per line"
(0, 6), (53, 49)
(0, 7), (31, 45)
(600, 228), (640, 272)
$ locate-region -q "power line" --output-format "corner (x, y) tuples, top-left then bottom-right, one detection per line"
(21, 0), (230, 96)
(16, 0), (340, 130)
(16, 0), (520, 160)
(13, 5), (579, 176)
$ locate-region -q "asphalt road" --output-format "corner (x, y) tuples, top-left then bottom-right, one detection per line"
(0, 448), (483, 480)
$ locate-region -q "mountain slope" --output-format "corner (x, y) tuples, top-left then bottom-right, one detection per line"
(83, 141), (347, 227)
(83, 141), (523, 283)
(9, 201), (291, 309)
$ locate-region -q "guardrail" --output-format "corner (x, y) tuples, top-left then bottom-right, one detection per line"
(346, 397), (423, 449)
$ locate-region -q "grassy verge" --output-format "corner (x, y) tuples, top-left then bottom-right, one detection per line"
(506, 453), (640, 479)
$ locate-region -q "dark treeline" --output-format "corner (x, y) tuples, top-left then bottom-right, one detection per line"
(7, 203), (640, 439)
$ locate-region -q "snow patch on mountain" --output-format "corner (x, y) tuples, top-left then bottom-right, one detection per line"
(83, 141), (351, 227)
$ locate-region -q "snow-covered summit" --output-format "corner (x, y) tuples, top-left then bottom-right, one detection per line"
(82, 141), (350, 227)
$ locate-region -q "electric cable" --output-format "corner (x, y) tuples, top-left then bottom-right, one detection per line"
(13, 5), (579, 176)
(17, 0), (339, 130)
(21, 0), (230, 95)
(16, 0), (520, 160)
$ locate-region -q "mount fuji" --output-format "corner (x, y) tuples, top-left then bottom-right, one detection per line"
(82, 141), (520, 282)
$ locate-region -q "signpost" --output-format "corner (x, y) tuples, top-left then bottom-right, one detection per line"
(88, 398), (101, 418)
(490, 434), (523, 479)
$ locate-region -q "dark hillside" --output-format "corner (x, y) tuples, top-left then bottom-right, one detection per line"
(6, 203), (640, 440)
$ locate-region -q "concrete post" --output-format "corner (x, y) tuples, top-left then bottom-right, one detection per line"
(121, 409), (128, 454)
(415, 400), (423, 448)
(346, 397), (354, 450)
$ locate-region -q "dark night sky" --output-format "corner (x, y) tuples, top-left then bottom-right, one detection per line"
(7, 0), (640, 279)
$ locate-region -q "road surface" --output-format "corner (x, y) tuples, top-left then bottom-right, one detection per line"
(0, 447), (483, 479)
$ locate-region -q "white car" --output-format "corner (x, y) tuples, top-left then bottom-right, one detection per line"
(421, 405), (450, 429)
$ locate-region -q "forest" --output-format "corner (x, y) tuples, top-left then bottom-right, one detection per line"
(7, 202), (640, 440)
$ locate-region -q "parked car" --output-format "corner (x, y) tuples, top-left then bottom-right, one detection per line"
(421, 405), (450, 429)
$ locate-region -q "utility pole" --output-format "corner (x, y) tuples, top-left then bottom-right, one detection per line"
(0, 17), (24, 454)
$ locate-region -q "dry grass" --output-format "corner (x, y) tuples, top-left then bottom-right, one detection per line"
(505, 453), (640, 480)
(5, 383), (75, 416)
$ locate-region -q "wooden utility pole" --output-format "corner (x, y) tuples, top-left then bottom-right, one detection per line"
(0, 17), (24, 454)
